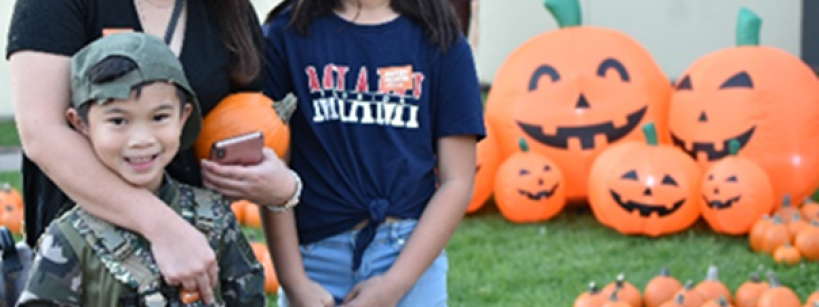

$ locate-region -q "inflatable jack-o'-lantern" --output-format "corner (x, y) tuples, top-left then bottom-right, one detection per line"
(701, 140), (774, 235)
(668, 8), (819, 205)
(588, 122), (701, 237)
(494, 138), (566, 223)
(467, 123), (502, 213)
(484, 0), (671, 203)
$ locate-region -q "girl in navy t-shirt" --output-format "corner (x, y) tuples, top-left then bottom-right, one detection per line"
(261, 0), (485, 306)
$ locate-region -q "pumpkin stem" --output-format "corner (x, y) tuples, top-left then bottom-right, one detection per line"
(659, 267), (671, 277)
(772, 214), (783, 224)
(705, 265), (720, 281)
(804, 197), (814, 205)
(749, 272), (761, 283)
(683, 279), (694, 290)
(588, 281), (599, 295)
(608, 286), (619, 302)
(0, 183), (9, 193)
(766, 271), (781, 288)
(718, 296), (728, 307)
(728, 139), (741, 156)
(782, 194), (792, 208)
(674, 293), (685, 305)
(736, 7), (762, 46)
(792, 212), (802, 222)
(614, 273), (626, 287)
(813, 301), (819, 307)
(544, 0), (582, 28)
(642, 122), (658, 146)
(518, 138), (530, 152)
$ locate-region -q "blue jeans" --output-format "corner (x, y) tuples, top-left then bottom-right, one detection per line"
(278, 220), (449, 307)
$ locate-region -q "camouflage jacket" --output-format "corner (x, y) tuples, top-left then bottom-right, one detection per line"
(16, 176), (266, 307)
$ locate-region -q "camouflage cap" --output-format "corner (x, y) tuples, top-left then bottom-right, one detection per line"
(70, 32), (201, 150)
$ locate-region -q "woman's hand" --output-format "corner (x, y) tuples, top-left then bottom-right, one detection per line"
(286, 279), (336, 307)
(201, 148), (296, 207)
(339, 275), (405, 307)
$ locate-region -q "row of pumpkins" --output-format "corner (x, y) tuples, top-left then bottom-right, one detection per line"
(748, 200), (819, 265)
(575, 266), (811, 307)
(0, 184), (24, 235)
(469, 0), (819, 238)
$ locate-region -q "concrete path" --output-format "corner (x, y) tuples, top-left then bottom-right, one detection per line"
(0, 147), (22, 172)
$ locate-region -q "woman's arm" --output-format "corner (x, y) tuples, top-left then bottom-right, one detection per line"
(10, 51), (220, 304)
(340, 135), (477, 307)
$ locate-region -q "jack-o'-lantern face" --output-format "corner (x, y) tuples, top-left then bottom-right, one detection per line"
(609, 169), (686, 217)
(484, 0), (671, 202)
(668, 8), (819, 203)
(699, 149), (774, 235)
(494, 140), (566, 223)
(670, 70), (758, 163)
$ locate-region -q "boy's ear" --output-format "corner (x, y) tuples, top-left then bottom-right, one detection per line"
(65, 108), (89, 135)
(180, 102), (193, 125)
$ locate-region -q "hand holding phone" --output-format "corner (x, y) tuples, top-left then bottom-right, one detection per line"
(210, 131), (264, 166)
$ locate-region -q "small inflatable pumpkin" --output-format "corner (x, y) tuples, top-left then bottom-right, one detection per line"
(484, 0), (671, 202)
(588, 122), (701, 237)
(668, 8), (819, 205)
(494, 138), (566, 223)
(193, 93), (290, 161)
(701, 140), (774, 235)
(467, 122), (501, 214)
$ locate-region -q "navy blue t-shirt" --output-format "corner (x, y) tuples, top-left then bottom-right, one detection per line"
(262, 9), (485, 269)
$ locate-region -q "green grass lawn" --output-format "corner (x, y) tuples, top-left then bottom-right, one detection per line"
(0, 120), (20, 147)
(2, 170), (818, 306)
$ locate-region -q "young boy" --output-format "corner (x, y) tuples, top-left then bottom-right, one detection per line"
(16, 33), (266, 307)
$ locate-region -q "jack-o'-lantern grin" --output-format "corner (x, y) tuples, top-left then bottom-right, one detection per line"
(671, 126), (755, 161)
(518, 104), (647, 150)
(702, 195), (741, 210)
(609, 190), (686, 217)
(519, 183), (560, 201)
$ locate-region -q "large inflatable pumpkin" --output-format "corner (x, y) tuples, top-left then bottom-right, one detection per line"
(588, 122), (701, 237)
(484, 0), (671, 203)
(668, 8), (819, 205)
(467, 122), (501, 213)
(193, 93), (291, 162)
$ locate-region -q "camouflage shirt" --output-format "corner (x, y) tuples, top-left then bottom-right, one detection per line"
(16, 176), (266, 307)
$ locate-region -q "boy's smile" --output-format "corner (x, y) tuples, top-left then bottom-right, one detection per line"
(68, 82), (192, 192)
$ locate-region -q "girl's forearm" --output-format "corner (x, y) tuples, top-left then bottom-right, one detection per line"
(260, 208), (311, 292)
(382, 179), (473, 294)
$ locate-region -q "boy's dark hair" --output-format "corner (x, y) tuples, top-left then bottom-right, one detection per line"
(265, 0), (462, 52)
(76, 56), (189, 123)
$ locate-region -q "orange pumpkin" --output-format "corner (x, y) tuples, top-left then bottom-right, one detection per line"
(230, 200), (250, 225)
(773, 243), (802, 265)
(757, 215), (790, 254)
(700, 140), (773, 235)
(756, 271), (801, 307)
(801, 197), (819, 220)
(467, 123), (501, 214)
(600, 274), (642, 307)
(733, 272), (769, 307)
(672, 280), (707, 307)
(794, 220), (819, 260)
(777, 195), (800, 224)
(484, 0), (671, 203)
(574, 282), (606, 307)
(805, 289), (819, 306)
(748, 215), (773, 252)
(588, 122), (702, 237)
(0, 183), (22, 210)
(658, 293), (686, 307)
(260, 252), (280, 294)
(243, 202), (262, 228)
(694, 265), (732, 303)
(600, 288), (632, 307)
(1, 204), (23, 235)
(787, 212), (809, 237)
(667, 8), (819, 204)
(644, 267), (683, 307)
(193, 93), (290, 161)
(494, 138), (566, 223)
(702, 297), (733, 307)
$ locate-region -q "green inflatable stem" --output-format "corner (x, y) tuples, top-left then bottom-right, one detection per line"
(728, 139), (741, 156)
(642, 122), (658, 146)
(518, 138), (530, 152)
(736, 7), (762, 46)
(544, 0), (582, 28)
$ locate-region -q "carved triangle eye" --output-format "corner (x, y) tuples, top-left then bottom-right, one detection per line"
(676, 75), (692, 90)
(726, 175), (738, 182)
(519, 169), (530, 176)
(720, 71), (754, 89)
(661, 175), (678, 187)
(621, 170), (638, 180)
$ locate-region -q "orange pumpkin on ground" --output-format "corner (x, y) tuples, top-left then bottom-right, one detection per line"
(671, 281), (706, 307)
(574, 282), (606, 307)
(700, 140), (773, 235)
(0, 183), (22, 210)
(644, 268), (683, 307)
(467, 123), (501, 214)
(484, 0), (671, 203)
(702, 297), (733, 307)
(777, 195), (800, 223)
(748, 215), (773, 252)
(668, 8), (819, 204)
(733, 272), (769, 307)
(658, 293), (686, 307)
(600, 274), (642, 307)
(230, 200), (251, 225)
(1, 204), (23, 235)
(787, 212), (809, 237)
(260, 252), (280, 294)
(694, 265), (731, 303)
(806, 289), (819, 306)
(773, 243), (802, 265)
(801, 197), (819, 220)
(757, 215), (790, 254)
(494, 139), (566, 223)
(755, 271), (801, 307)
(588, 122), (701, 237)
(193, 93), (290, 162)
(794, 220), (819, 260)
(243, 202), (262, 228)
(600, 289), (631, 307)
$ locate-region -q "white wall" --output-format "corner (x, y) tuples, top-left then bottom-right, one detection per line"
(476, 0), (802, 84)
(0, 0), (804, 117)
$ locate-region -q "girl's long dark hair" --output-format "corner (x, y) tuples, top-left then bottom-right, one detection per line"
(265, 0), (462, 52)
(205, 0), (262, 86)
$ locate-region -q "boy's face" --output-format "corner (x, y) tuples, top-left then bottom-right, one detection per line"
(67, 82), (192, 192)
